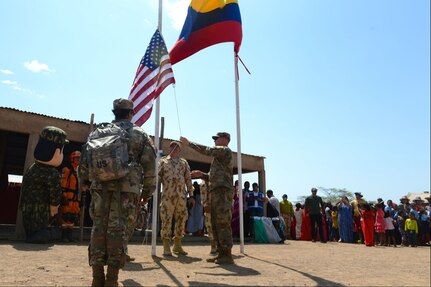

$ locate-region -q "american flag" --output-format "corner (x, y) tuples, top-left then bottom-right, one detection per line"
(129, 29), (175, 126)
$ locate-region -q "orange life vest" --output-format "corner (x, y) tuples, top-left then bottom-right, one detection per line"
(60, 165), (80, 214)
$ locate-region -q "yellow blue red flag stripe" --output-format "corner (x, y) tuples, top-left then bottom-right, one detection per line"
(169, 0), (242, 65)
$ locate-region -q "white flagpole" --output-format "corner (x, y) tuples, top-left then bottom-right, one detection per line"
(151, 0), (163, 256)
(234, 51), (245, 254)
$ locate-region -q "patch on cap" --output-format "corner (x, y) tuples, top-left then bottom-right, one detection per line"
(40, 126), (69, 145)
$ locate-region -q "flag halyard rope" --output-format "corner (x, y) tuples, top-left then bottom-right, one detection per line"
(172, 84), (182, 137)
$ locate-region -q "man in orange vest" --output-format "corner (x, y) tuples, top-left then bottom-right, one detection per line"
(60, 151), (81, 242)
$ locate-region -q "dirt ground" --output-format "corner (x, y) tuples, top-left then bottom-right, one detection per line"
(0, 239), (429, 287)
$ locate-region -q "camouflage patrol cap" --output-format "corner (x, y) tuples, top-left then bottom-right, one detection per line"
(40, 126), (69, 145)
(212, 132), (230, 141)
(113, 98), (134, 110)
(169, 141), (181, 149)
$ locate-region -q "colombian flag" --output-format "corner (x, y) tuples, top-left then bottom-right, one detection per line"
(169, 0), (242, 65)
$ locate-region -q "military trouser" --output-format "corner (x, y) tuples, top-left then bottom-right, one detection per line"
(89, 188), (126, 268)
(210, 187), (233, 250)
(204, 210), (213, 240)
(160, 192), (188, 240)
(122, 192), (139, 254)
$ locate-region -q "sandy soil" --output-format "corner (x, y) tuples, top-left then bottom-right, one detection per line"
(0, 239), (429, 287)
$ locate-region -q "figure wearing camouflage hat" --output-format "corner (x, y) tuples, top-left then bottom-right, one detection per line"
(20, 126), (68, 243)
(180, 132), (234, 264)
(79, 98), (156, 287)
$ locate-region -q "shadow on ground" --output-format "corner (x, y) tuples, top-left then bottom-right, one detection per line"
(245, 254), (345, 287)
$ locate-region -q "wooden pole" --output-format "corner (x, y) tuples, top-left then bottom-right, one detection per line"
(79, 113), (94, 242)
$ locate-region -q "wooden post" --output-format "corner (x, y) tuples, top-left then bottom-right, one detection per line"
(79, 113), (94, 242)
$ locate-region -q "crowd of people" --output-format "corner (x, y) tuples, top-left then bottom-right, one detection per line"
(183, 178), (430, 249)
(222, 184), (431, 247)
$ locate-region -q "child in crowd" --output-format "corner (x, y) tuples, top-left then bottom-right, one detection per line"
(396, 210), (408, 246)
(374, 202), (386, 246)
(384, 211), (396, 247)
(405, 211), (419, 247)
(325, 202), (333, 243)
(330, 205), (339, 242)
(294, 202), (303, 240)
(361, 203), (374, 247)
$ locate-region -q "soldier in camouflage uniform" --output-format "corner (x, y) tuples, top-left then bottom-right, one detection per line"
(79, 98), (156, 287)
(20, 126), (69, 243)
(158, 141), (194, 256)
(180, 132), (234, 264)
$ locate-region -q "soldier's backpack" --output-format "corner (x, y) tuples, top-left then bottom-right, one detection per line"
(85, 122), (130, 182)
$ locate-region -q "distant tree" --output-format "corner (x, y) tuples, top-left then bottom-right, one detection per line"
(295, 187), (354, 205)
(318, 187), (354, 204)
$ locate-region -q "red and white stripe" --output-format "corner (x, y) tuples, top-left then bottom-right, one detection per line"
(129, 55), (175, 126)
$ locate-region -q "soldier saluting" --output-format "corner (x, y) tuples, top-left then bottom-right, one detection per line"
(180, 132), (234, 264)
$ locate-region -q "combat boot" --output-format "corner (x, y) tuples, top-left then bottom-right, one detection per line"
(125, 254), (135, 262)
(105, 266), (122, 287)
(172, 237), (188, 255)
(215, 248), (234, 265)
(91, 265), (105, 287)
(206, 249), (221, 263)
(162, 239), (172, 256)
(210, 240), (218, 255)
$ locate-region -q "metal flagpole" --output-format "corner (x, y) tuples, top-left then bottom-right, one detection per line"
(151, 0), (163, 256)
(234, 51), (245, 254)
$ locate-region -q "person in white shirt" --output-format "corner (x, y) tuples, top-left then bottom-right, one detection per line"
(267, 190), (280, 215)
(294, 202), (303, 240)
(384, 211), (396, 247)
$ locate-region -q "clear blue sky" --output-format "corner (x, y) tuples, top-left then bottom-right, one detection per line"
(1, 0), (429, 203)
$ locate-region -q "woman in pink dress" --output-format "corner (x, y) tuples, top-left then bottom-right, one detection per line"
(374, 202), (386, 246)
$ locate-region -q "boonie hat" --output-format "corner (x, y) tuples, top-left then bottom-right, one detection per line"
(169, 141), (181, 149)
(212, 132), (230, 141)
(113, 98), (134, 110)
(354, 192), (363, 198)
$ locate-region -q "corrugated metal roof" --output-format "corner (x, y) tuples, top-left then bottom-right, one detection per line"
(0, 106), (88, 125)
(0, 106), (265, 159)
